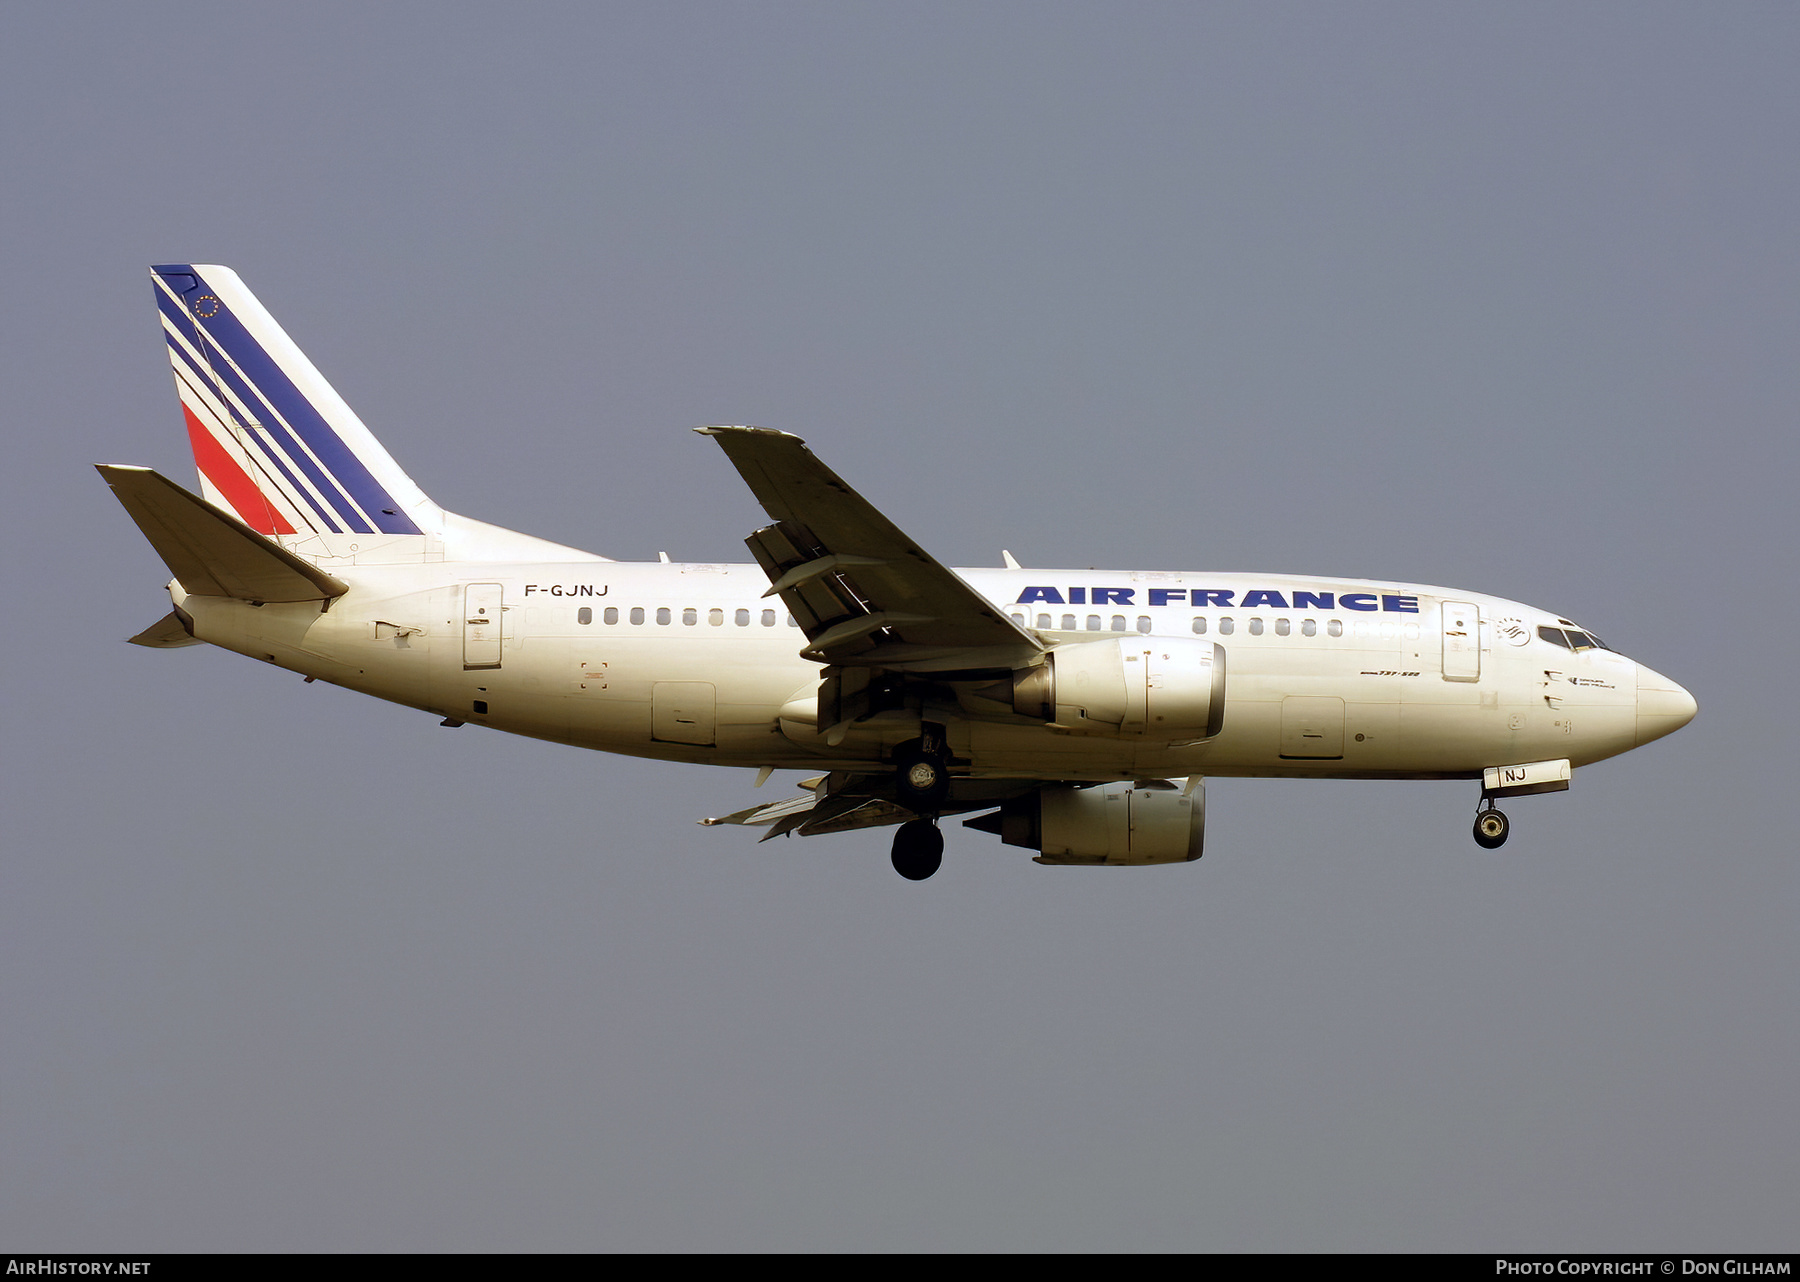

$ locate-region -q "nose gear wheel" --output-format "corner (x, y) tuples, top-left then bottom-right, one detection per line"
(1473, 806), (1510, 849)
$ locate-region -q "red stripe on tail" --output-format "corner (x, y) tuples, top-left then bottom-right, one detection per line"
(183, 406), (295, 535)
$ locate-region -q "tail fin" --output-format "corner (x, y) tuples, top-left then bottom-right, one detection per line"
(152, 264), (440, 542)
(149, 265), (609, 565)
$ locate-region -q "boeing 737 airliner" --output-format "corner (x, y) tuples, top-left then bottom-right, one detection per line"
(101, 265), (1696, 879)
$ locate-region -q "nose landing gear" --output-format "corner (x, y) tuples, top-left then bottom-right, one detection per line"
(1473, 804), (1510, 849)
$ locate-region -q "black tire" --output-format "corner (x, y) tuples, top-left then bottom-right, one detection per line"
(891, 819), (945, 880)
(1473, 808), (1510, 849)
(894, 743), (950, 814)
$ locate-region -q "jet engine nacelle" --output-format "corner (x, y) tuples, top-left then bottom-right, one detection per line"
(967, 781), (1206, 866)
(1010, 636), (1226, 741)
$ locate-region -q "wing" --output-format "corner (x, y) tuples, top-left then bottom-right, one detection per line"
(698, 426), (1041, 674)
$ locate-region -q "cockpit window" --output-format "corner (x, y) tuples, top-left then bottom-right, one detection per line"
(1539, 625), (1611, 652)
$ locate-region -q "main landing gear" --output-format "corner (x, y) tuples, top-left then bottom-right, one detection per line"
(891, 819), (945, 880)
(893, 725), (951, 814)
(1473, 803), (1510, 849)
(891, 723), (951, 880)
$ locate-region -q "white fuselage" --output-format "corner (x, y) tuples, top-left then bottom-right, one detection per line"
(171, 562), (1681, 784)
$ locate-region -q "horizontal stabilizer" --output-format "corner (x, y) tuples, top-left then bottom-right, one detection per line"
(98, 465), (348, 602)
(128, 610), (203, 648)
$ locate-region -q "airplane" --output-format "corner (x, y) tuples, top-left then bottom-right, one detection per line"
(100, 264), (1698, 880)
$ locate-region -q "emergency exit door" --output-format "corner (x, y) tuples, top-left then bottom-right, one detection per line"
(463, 583), (503, 669)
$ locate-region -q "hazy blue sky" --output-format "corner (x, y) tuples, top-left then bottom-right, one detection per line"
(3, 2), (1794, 1251)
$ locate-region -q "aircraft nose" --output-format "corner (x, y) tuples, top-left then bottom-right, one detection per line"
(1635, 663), (1697, 746)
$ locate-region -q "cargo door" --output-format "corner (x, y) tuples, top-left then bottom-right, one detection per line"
(652, 681), (716, 746)
(463, 583), (503, 669)
(1280, 696), (1345, 759)
(1442, 601), (1480, 683)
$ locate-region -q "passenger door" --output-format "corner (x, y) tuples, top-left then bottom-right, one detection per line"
(1441, 601), (1480, 683)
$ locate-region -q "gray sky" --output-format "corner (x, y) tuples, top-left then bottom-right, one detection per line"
(3, 1), (1794, 1251)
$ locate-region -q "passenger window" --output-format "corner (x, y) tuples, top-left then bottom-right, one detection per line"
(1327, 620), (1342, 637)
(682, 608), (697, 626)
(786, 614), (798, 627)
(735, 608), (749, 626)
(577, 607), (592, 625)
(1136, 616), (1152, 634)
(1301, 619), (1316, 636)
(1192, 617), (1207, 635)
(1087, 615), (1101, 631)
(1274, 618), (1290, 636)
(761, 609), (776, 627)
(1218, 617), (1235, 635)
(1061, 614), (1076, 630)
(1037, 613), (1051, 629)
(630, 607), (645, 625)
(604, 607), (619, 625)
(1009, 612), (1024, 625)
(1110, 615), (1126, 632)
(709, 608), (724, 626)
(1248, 618), (1264, 636)
(1538, 626), (1571, 648)
(656, 607), (672, 625)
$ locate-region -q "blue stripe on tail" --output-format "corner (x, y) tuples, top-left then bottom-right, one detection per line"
(152, 266), (422, 536)
(157, 289), (367, 534)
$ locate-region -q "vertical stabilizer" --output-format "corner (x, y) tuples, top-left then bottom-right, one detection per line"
(152, 263), (442, 545)
(149, 265), (608, 565)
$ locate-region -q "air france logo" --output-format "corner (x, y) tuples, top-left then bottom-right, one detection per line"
(1013, 586), (1420, 613)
